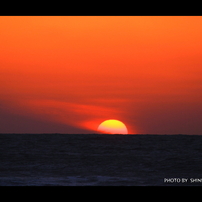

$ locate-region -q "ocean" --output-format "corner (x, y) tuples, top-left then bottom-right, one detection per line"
(0, 133), (202, 186)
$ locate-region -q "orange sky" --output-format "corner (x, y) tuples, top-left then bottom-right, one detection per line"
(0, 16), (202, 134)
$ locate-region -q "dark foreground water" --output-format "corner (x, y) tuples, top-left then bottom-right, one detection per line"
(1, 133), (202, 186)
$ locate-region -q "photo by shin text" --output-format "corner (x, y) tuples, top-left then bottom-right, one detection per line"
(164, 178), (202, 183)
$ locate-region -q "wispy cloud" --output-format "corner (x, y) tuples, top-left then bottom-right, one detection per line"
(7, 99), (124, 133)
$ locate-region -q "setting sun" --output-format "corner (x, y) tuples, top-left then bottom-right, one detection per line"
(97, 119), (128, 134)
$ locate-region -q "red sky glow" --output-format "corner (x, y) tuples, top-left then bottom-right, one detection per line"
(1, 16), (202, 134)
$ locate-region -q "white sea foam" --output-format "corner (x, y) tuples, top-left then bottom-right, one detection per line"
(0, 176), (141, 186)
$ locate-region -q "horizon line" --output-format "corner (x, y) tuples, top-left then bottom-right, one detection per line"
(0, 133), (201, 135)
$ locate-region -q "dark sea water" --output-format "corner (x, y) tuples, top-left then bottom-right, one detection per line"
(1, 133), (202, 186)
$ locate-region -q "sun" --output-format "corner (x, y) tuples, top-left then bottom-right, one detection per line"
(97, 119), (128, 134)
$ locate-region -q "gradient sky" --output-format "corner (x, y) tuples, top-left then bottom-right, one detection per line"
(0, 16), (202, 134)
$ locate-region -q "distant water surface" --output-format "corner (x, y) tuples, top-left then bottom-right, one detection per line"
(0, 134), (202, 186)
